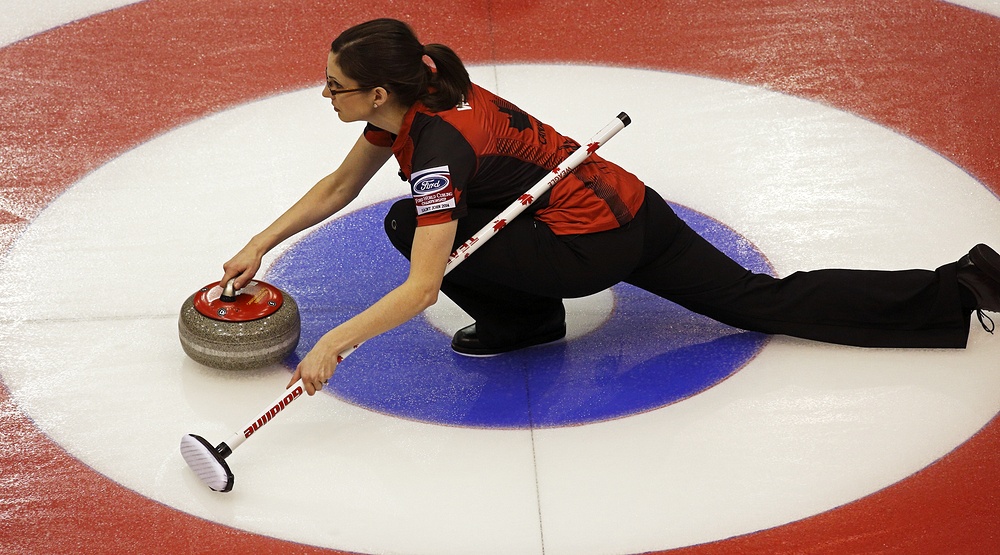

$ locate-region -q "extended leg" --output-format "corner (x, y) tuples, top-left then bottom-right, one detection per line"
(626, 190), (972, 348)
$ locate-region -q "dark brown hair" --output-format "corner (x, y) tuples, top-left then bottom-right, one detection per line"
(331, 19), (471, 112)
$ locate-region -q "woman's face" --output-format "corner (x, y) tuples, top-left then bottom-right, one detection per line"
(323, 52), (374, 122)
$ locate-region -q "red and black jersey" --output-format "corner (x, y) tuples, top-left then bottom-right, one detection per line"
(364, 84), (645, 235)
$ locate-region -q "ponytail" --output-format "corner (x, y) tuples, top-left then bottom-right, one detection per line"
(331, 19), (471, 112)
(422, 43), (471, 111)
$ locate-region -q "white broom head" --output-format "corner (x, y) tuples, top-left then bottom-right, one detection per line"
(181, 434), (234, 492)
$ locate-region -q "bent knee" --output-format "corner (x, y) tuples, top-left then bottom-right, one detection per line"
(384, 198), (417, 256)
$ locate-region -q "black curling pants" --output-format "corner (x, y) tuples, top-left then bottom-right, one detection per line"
(384, 187), (972, 349)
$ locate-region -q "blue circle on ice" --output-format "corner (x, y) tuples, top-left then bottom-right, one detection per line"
(265, 199), (771, 428)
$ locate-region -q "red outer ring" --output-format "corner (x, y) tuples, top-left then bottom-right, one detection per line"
(191, 281), (285, 322)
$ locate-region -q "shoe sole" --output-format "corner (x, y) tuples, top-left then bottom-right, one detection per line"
(452, 326), (567, 357)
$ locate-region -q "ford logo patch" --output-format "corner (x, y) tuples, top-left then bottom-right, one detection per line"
(412, 174), (450, 195)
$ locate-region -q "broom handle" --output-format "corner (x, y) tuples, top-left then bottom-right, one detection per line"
(224, 381), (305, 450)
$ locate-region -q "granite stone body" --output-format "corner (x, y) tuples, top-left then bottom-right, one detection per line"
(178, 286), (300, 370)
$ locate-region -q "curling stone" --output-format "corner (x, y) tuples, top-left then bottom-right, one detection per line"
(178, 279), (300, 370)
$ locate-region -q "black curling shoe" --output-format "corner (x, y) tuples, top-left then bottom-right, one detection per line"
(451, 322), (567, 357)
(957, 243), (1000, 332)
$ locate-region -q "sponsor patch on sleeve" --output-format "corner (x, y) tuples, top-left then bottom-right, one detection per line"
(410, 165), (457, 216)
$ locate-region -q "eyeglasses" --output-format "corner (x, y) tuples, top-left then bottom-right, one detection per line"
(325, 71), (376, 97)
(325, 84), (374, 97)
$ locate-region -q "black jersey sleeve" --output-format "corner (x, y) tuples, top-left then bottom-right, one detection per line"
(407, 113), (477, 226)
